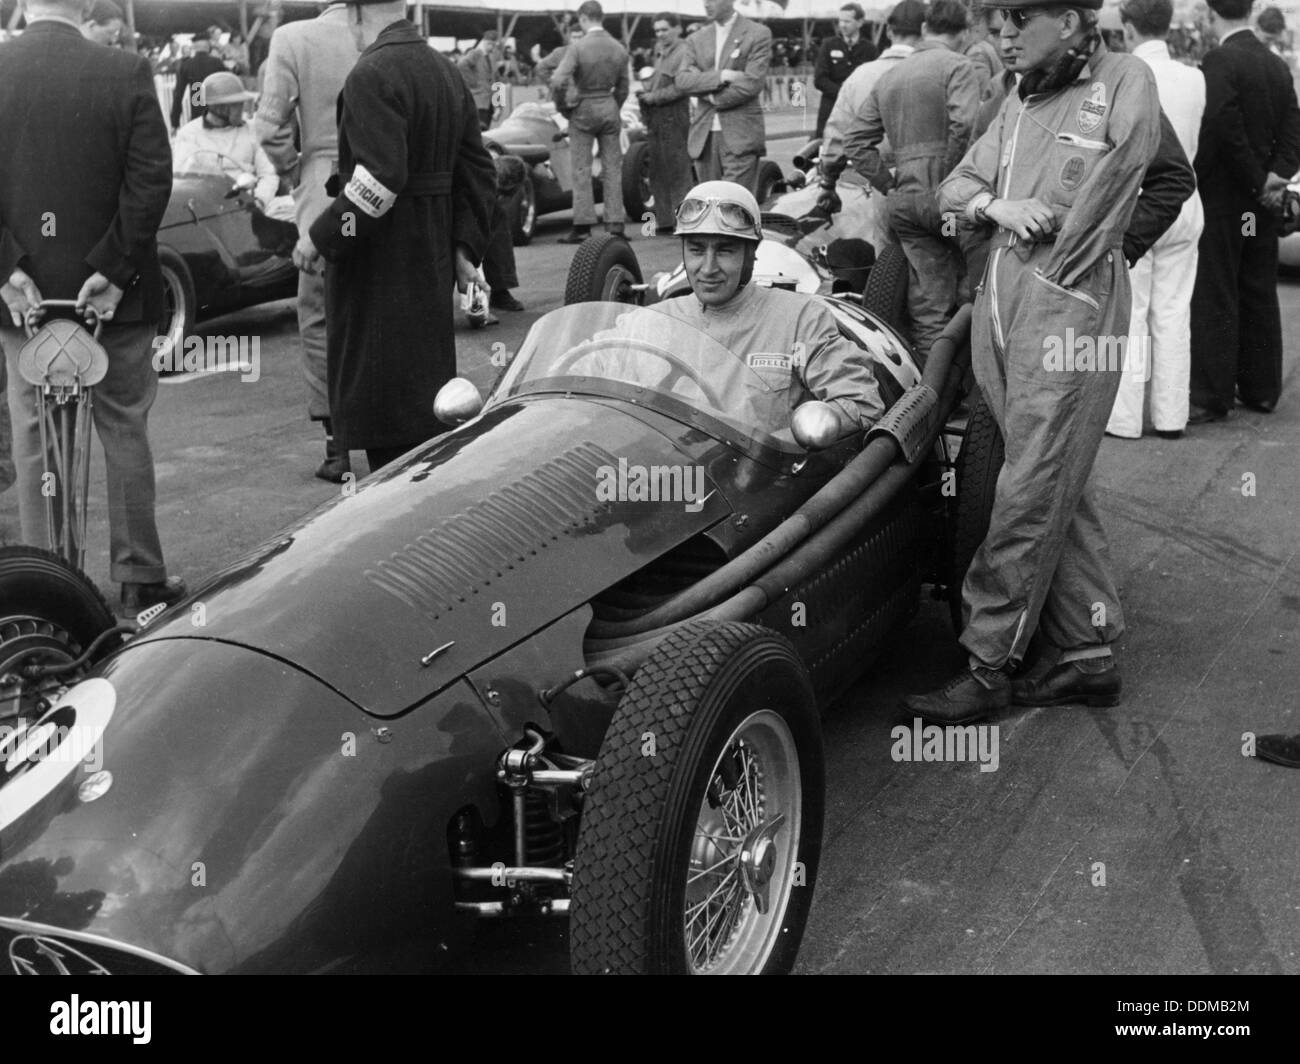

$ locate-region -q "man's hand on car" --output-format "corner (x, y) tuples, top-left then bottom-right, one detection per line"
(815, 180), (842, 217)
(75, 272), (124, 323)
(986, 197), (1057, 242)
(2, 267), (42, 328)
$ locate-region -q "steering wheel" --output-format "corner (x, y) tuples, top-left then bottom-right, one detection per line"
(552, 337), (725, 407)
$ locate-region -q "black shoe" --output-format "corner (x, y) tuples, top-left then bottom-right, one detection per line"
(121, 576), (188, 614)
(1235, 392), (1277, 413)
(902, 667), (1010, 725)
(490, 290), (525, 312)
(558, 227), (591, 244)
(315, 437), (351, 484)
(1256, 733), (1300, 768)
(1187, 404), (1228, 425)
(606, 223), (626, 237)
(1152, 428), (1184, 440)
(1011, 658), (1121, 708)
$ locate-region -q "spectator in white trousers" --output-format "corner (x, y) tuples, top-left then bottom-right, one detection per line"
(1107, 0), (1205, 439)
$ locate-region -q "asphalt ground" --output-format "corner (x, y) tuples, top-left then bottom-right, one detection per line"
(2, 129), (1298, 978)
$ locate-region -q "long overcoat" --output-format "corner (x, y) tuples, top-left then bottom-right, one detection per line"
(310, 20), (495, 450)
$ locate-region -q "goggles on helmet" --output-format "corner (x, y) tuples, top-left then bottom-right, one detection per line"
(674, 196), (762, 239)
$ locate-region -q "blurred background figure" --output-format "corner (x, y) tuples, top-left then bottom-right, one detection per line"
(812, 3), (877, 139)
(81, 0), (125, 48)
(171, 31), (227, 130)
(638, 11), (694, 234)
(458, 29), (501, 129)
(1107, 0), (1204, 440)
(962, 3), (1001, 96)
(1257, 5), (1288, 56)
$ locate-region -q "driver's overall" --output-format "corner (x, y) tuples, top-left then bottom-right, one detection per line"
(939, 44), (1160, 668)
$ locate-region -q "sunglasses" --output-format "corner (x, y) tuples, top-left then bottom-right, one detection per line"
(997, 7), (1057, 29)
(675, 197), (758, 233)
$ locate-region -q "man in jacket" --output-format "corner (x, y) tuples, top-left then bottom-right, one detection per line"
(552, 2), (629, 243)
(911, 0), (1162, 721)
(458, 30), (501, 130)
(1106, 0), (1204, 440)
(843, 0), (980, 358)
(0, 0), (185, 613)
(638, 12), (694, 233)
(296, 10), (495, 473)
(256, 0), (394, 482)
(812, 4), (877, 139)
(1187, 0), (1300, 422)
(674, 0), (772, 196)
(170, 32), (227, 130)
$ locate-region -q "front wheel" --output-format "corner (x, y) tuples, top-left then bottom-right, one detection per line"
(570, 620), (823, 974)
(0, 546), (120, 721)
(157, 246), (197, 371)
(563, 232), (644, 305)
(756, 159), (785, 206)
(621, 139), (652, 224)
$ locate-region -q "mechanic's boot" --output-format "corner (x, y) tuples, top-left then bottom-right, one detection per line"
(121, 577), (188, 615)
(902, 666), (1009, 725)
(490, 289), (525, 312)
(558, 226), (591, 244)
(606, 222), (625, 237)
(315, 431), (351, 484)
(1012, 657), (1121, 708)
(1255, 734), (1300, 768)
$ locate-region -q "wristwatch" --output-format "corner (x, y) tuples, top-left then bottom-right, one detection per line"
(971, 192), (996, 224)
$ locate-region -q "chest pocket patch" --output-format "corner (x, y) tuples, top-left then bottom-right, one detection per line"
(1060, 155), (1087, 191)
(748, 351), (795, 391)
(1077, 82), (1108, 135)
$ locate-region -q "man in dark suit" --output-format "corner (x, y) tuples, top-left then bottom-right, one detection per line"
(812, 3), (877, 138)
(170, 32), (227, 131)
(675, 0), (772, 196)
(1188, 0), (1300, 422)
(0, 0), (185, 612)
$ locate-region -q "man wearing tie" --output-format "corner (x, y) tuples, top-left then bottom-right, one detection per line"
(674, 0), (772, 196)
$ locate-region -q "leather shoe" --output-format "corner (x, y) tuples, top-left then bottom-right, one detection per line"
(490, 290), (525, 312)
(1255, 733), (1300, 768)
(558, 227), (591, 244)
(1153, 428), (1183, 440)
(606, 223), (625, 237)
(1236, 393), (1277, 413)
(121, 576), (188, 614)
(902, 667), (1010, 725)
(1187, 404), (1227, 425)
(1012, 658), (1121, 708)
(315, 436), (351, 484)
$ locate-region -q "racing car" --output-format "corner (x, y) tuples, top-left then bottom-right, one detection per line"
(486, 100), (786, 245)
(156, 163), (299, 356)
(0, 280), (998, 974)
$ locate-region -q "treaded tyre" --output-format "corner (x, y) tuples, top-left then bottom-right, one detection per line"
(621, 139), (652, 224)
(569, 620), (824, 975)
(949, 392), (1004, 633)
(157, 246), (196, 369)
(862, 240), (908, 334)
(0, 546), (119, 718)
(756, 159), (785, 206)
(563, 232), (644, 305)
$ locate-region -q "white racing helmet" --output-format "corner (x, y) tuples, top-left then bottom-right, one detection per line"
(673, 180), (764, 242)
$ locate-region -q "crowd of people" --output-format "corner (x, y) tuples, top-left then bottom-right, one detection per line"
(1, 0), (1298, 761)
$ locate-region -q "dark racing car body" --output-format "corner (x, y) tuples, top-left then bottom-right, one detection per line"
(0, 297), (987, 975)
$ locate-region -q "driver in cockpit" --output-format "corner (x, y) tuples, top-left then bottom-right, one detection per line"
(655, 180), (887, 436)
(173, 72), (279, 211)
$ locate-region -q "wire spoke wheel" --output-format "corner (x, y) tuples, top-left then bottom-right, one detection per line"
(684, 709), (801, 973)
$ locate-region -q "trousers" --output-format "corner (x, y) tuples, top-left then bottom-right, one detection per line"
(695, 131), (760, 197)
(645, 111), (693, 228)
(886, 189), (964, 359)
(1107, 196), (1203, 436)
(570, 97), (624, 227)
(1189, 203), (1282, 413)
(960, 241), (1127, 667)
(2, 322), (167, 583)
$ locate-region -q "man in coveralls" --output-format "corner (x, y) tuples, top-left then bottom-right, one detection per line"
(906, 0), (1161, 722)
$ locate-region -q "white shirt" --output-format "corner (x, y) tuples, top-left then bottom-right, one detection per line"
(711, 12), (740, 132)
(1131, 39), (1204, 162)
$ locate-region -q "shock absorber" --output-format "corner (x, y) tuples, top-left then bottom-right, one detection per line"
(523, 792), (564, 866)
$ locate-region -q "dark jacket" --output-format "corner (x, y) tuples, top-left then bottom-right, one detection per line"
(813, 33), (877, 100)
(0, 21), (171, 325)
(1195, 28), (1300, 206)
(171, 50), (228, 128)
(1124, 108), (1196, 265)
(640, 37), (690, 132)
(309, 20), (495, 450)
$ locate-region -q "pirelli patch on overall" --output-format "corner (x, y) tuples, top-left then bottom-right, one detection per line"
(749, 353), (793, 373)
(1077, 82), (1107, 135)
